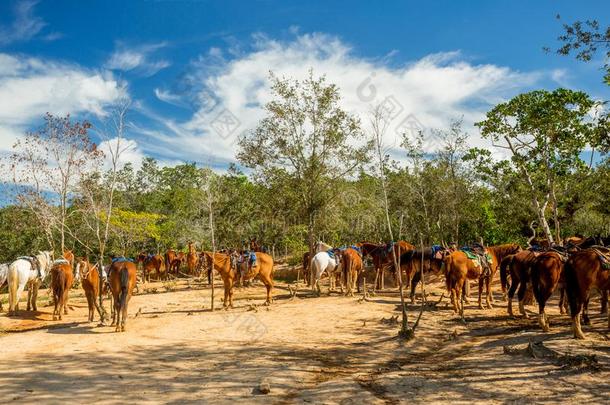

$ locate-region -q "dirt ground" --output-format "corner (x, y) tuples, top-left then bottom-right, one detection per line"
(0, 270), (609, 404)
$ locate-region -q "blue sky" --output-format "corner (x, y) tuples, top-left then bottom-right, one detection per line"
(0, 0), (608, 171)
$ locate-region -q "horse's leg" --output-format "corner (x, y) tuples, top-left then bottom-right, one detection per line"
(601, 289), (608, 315)
(27, 285), (32, 312)
(463, 281), (471, 303)
(571, 296), (586, 339)
(517, 281), (528, 318)
(115, 295), (122, 332)
(31, 282), (39, 312)
(121, 295), (130, 332)
(485, 276), (493, 309)
(410, 270), (421, 304)
(63, 283), (70, 315)
(583, 296), (591, 325)
(477, 277), (484, 309)
(507, 280), (518, 317)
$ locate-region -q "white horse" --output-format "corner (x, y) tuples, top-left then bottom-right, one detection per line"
(315, 241), (333, 253)
(0, 263), (8, 311)
(7, 251), (53, 315)
(310, 250), (342, 295)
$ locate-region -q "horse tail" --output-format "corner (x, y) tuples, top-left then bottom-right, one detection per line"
(442, 255), (453, 292)
(119, 267), (129, 311)
(52, 267), (65, 304)
(500, 255), (512, 294)
(7, 262), (20, 311)
(563, 255), (579, 317)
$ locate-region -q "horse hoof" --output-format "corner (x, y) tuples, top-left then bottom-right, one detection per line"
(53, 316), (57, 321)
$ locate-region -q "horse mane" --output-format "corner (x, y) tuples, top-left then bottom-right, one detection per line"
(488, 244), (521, 257)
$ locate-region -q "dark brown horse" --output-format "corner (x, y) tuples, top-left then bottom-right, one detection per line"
(399, 247), (446, 303)
(75, 258), (105, 322)
(565, 247), (610, 339)
(530, 251), (566, 332)
(50, 260), (74, 321)
(359, 241), (415, 290)
(302, 251), (311, 286)
(503, 250), (539, 317)
(108, 259), (137, 332)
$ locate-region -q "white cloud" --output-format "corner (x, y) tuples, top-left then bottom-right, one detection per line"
(136, 32), (541, 164)
(98, 137), (145, 171)
(154, 88), (184, 106)
(0, 0), (47, 45)
(106, 42), (171, 77)
(0, 52), (125, 162)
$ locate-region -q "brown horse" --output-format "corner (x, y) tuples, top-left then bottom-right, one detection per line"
(75, 258), (105, 322)
(203, 251), (274, 308)
(108, 259), (137, 332)
(341, 248), (363, 296)
(443, 250), (490, 316)
(486, 244), (522, 302)
(137, 253), (165, 282)
(198, 252), (213, 284)
(50, 260), (73, 321)
(503, 250), (540, 317)
(187, 242), (199, 275)
(164, 249), (176, 274)
(399, 247), (446, 303)
(359, 241), (415, 290)
(565, 247), (610, 339)
(530, 251), (566, 332)
(171, 252), (186, 274)
(62, 249), (75, 267)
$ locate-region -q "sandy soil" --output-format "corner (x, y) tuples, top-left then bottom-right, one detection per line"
(0, 272), (608, 404)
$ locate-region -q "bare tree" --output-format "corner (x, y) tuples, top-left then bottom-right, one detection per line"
(370, 105), (412, 338)
(10, 113), (100, 253)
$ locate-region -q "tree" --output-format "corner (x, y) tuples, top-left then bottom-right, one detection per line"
(476, 89), (601, 243)
(238, 71), (370, 259)
(9, 113), (100, 252)
(547, 17), (610, 85)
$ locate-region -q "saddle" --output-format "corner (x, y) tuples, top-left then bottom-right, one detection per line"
(17, 256), (41, 278)
(111, 256), (134, 263)
(591, 246), (610, 270)
(461, 245), (492, 277)
(430, 245), (444, 260)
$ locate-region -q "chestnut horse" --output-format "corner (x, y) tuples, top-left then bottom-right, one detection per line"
(342, 248), (363, 296)
(75, 258), (105, 322)
(530, 251), (566, 332)
(359, 241), (415, 290)
(62, 249), (75, 268)
(108, 259), (137, 332)
(565, 247), (610, 339)
(50, 259), (74, 321)
(486, 244), (522, 303)
(171, 252), (186, 274)
(443, 250), (491, 317)
(187, 242), (199, 275)
(503, 250), (539, 317)
(164, 249), (176, 274)
(137, 253), (165, 282)
(203, 251), (274, 307)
